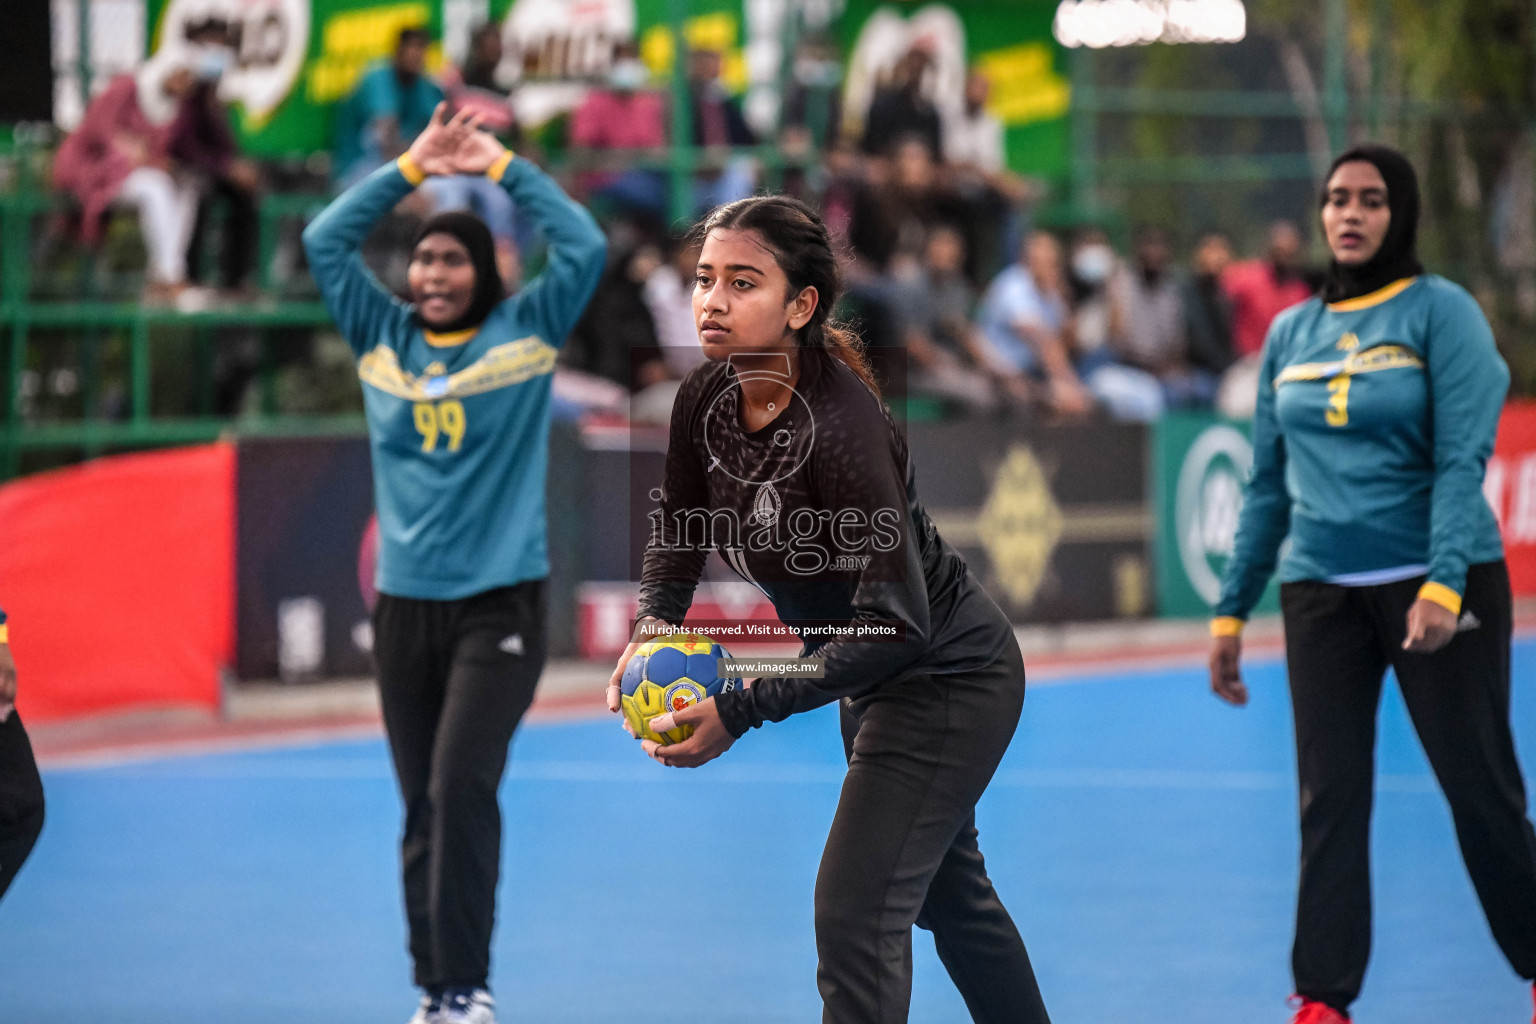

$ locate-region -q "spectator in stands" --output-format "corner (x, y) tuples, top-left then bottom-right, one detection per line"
(781, 34), (844, 155)
(1223, 219), (1313, 358)
(1112, 228), (1185, 372)
(1066, 227), (1121, 365)
(1183, 231), (1237, 378)
(442, 23), (516, 140)
(945, 70), (1003, 176)
(978, 230), (1093, 417)
(779, 34), (843, 200)
(53, 50), (200, 303)
(564, 237), (660, 391)
(1109, 227), (1212, 408)
(1216, 220), (1315, 418)
(1066, 228), (1166, 421)
(168, 18), (260, 295)
(688, 49), (756, 211)
(630, 237), (705, 424)
(459, 23), (509, 98)
(944, 68), (1031, 286)
(847, 135), (966, 273)
(569, 41), (668, 216)
(841, 136), (966, 377)
(894, 225), (1003, 413)
(642, 236), (705, 379)
(860, 45), (943, 161)
(333, 27), (443, 187)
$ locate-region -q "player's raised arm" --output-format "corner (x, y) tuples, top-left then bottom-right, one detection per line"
(452, 128), (607, 346)
(302, 104), (481, 354)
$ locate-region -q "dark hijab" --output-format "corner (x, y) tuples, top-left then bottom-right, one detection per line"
(412, 211), (506, 333)
(1319, 144), (1424, 304)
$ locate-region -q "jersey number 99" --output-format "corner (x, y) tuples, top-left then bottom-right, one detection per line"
(414, 400), (467, 452)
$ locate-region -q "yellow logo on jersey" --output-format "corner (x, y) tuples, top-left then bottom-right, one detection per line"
(1273, 344), (1424, 386)
(358, 336), (557, 401)
(1336, 332), (1360, 351)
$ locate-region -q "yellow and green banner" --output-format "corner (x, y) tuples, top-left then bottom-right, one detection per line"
(839, 0), (1070, 179)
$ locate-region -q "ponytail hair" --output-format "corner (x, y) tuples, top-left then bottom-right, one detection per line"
(688, 195), (880, 396)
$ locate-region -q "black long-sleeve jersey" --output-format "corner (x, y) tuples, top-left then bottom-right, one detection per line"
(637, 348), (1017, 738)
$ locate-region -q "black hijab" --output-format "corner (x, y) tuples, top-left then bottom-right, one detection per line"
(1319, 144), (1424, 304)
(412, 211), (506, 333)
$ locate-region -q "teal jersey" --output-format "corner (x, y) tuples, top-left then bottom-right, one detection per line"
(303, 157), (606, 600)
(1217, 275), (1508, 620)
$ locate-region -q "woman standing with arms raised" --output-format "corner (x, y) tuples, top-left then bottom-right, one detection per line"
(304, 106), (605, 1024)
(1209, 144), (1536, 1023)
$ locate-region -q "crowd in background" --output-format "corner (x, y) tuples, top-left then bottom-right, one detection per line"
(46, 19), (1325, 424)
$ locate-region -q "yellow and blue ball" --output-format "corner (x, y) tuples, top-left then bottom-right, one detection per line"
(620, 633), (741, 744)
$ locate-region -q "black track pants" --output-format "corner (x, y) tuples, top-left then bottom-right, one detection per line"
(373, 581), (545, 991)
(0, 710), (43, 901)
(816, 632), (1051, 1024)
(1282, 561), (1536, 1013)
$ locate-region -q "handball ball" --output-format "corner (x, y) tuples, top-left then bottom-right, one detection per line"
(620, 633), (741, 744)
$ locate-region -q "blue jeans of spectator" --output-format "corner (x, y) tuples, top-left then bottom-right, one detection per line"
(1077, 351), (1166, 422)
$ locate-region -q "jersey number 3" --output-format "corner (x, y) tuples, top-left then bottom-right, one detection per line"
(414, 399), (466, 452)
(1326, 377), (1350, 427)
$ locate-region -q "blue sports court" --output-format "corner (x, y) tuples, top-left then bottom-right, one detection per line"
(2, 642), (1533, 1024)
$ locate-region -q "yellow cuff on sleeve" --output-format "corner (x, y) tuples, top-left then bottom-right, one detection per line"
(1417, 581), (1462, 615)
(0, 623), (10, 644)
(486, 150), (515, 182)
(1210, 616), (1244, 638)
(396, 152), (427, 186)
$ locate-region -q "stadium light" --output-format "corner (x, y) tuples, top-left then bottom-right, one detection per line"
(1053, 0), (1247, 48)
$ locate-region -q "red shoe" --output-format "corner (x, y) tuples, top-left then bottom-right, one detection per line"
(1289, 996), (1349, 1024)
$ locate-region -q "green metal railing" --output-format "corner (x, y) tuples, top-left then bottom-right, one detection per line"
(0, 136), (825, 478)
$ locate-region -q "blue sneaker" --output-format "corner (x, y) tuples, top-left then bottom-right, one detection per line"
(439, 988), (496, 1024)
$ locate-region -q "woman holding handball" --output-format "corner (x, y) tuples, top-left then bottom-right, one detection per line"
(304, 106), (605, 1023)
(1209, 145), (1536, 1023)
(605, 196), (1052, 1024)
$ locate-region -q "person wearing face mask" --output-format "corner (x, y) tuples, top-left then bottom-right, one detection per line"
(167, 18), (261, 295)
(303, 106), (605, 1024)
(1062, 229), (1166, 422)
(1208, 144), (1536, 1024)
(569, 40), (668, 216)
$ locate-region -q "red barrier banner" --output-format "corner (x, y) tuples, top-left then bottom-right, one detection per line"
(0, 445), (235, 721)
(1485, 401), (1536, 597)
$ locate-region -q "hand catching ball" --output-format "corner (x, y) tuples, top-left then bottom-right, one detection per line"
(619, 633), (741, 744)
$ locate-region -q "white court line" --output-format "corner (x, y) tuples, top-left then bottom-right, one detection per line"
(42, 624), (1535, 772)
(66, 756), (1442, 794)
(42, 723), (383, 772)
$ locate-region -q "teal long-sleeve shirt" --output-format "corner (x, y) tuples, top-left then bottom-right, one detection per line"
(1215, 275), (1508, 624)
(303, 155), (606, 600)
